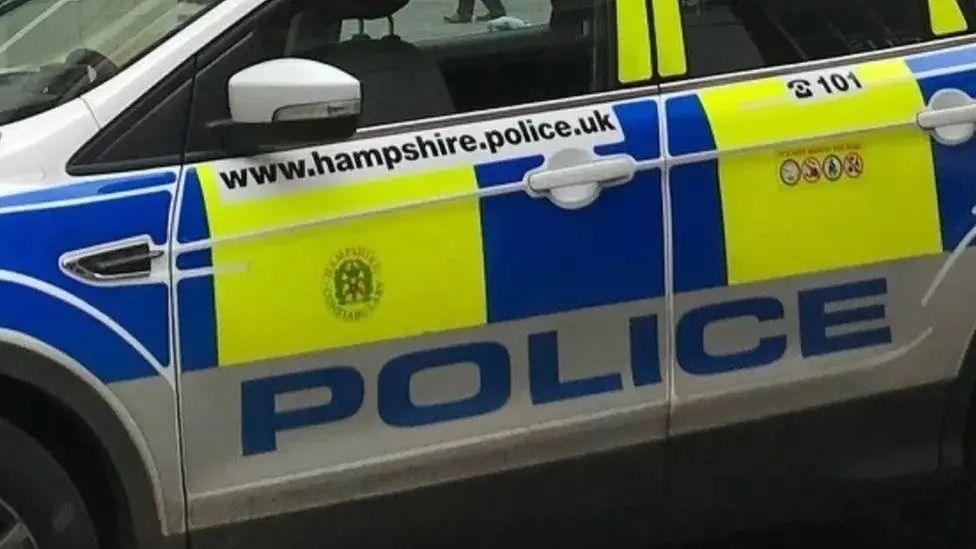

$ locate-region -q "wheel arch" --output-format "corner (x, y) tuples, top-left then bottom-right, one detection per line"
(0, 329), (178, 549)
(940, 324), (976, 470)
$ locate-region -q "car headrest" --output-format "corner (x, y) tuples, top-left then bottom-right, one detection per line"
(327, 0), (409, 20)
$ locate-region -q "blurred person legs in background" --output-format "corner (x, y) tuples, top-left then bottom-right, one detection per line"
(444, 0), (506, 23)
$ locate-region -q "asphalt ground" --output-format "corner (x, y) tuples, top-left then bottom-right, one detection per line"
(676, 488), (970, 548)
(364, 488), (971, 548)
(676, 506), (961, 548)
(431, 486), (971, 548)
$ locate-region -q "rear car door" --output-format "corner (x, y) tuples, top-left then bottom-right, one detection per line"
(173, 0), (671, 544)
(658, 0), (976, 535)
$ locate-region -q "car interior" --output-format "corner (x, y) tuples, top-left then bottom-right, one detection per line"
(680, 0), (972, 78)
(283, 0), (612, 127)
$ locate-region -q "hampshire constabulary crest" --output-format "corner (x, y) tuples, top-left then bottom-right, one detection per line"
(324, 247), (383, 321)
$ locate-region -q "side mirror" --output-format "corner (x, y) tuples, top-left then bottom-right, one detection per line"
(211, 58), (361, 154)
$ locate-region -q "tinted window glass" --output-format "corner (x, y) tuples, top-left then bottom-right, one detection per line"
(188, 0), (615, 156)
(0, 0), (217, 124)
(679, 0), (974, 79)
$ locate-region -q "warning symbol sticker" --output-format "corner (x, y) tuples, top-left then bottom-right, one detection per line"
(822, 155), (843, 181)
(801, 157), (821, 183)
(777, 143), (865, 189)
(844, 152), (864, 178)
(780, 159), (801, 186)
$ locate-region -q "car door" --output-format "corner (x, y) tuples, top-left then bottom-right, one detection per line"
(173, 0), (671, 544)
(0, 0), (228, 537)
(657, 0), (976, 536)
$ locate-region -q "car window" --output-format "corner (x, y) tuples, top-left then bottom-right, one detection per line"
(676, 0), (976, 79)
(0, 0), (218, 124)
(292, 0), (613, 122)
(339, 0), (553, 44)
(186, 0), (620, 157)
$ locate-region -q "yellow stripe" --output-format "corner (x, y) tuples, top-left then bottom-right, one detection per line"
(617, 0), (653, 84)
(696, 59), (942, 285)
(699, 59), (921, 149)
(651, 0), (687, 77)
(928, 0), (968, 36)
(197, 165), (487, 366)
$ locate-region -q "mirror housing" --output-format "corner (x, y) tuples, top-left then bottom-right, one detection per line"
(211, 58), (361, 154)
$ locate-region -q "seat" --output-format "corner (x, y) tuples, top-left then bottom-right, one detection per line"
(335, 0), (409, 19)
(303, 0), (456, 126)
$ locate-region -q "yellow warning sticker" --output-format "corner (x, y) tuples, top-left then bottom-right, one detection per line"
(777, 143), (865, 189)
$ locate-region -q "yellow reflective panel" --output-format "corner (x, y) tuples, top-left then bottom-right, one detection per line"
(617, 0), (653, 83)
(697, 59), (943, 284)
(651, 0), (687, 77)
(929, 0), (968, 36)
(718, 132), (942, 285)
(699, 59), (923, 149)
(197, 165), (487, 366)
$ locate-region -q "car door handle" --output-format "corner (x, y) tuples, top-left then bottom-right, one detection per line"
(62, 240), (163, 283)
(917, 103), (976, 129)
(527, 157), (636, 193)
(917, 88), (976, 146)
(526, 157), (636, 210)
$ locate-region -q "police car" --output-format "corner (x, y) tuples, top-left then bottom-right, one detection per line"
(4, 0), (976, 547)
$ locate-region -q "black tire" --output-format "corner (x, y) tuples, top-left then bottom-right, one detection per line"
(0, 417), (98, 549)
(956, 404), (976, 546)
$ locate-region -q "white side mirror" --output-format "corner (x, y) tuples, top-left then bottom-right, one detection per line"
(229, 58), (361, 124)
(214, 58), (361, 153)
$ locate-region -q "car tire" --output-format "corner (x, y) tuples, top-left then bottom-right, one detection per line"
(957, 403), (976, 546)
(0, 417), (99, 549)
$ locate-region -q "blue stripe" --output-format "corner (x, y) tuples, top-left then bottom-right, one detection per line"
(474, 156), (544, 188)
(177, 169), (212, 243)
(178, 277), (218, 371)
(176, 250), (213, 270)
(665, 91), (728, 292)
(908, 44), (976, 74)
(0, 188), (172, 368)
(594, 100), (660, 161)
(665, 95), (716, 156)
(0, 172), (175, 208)
(0, 280), (158, 382)
(476, 106), (666, 323)
(913, 68), (976, 251)
(671, 162), (728, 293)
(479, 169), (665, 323)
(930, 137), (976, 250)
(175, 169), (218, 370)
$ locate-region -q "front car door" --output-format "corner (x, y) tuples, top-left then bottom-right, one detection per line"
(0, 0), (227, 542)
(658, 0), (976, 536)
(173, 0), (672, 544)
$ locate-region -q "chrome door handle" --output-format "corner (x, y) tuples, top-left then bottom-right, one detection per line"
(62, 239), (163, 282)
(917, 88), (976, 146)
(526, 157), (637, 210)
